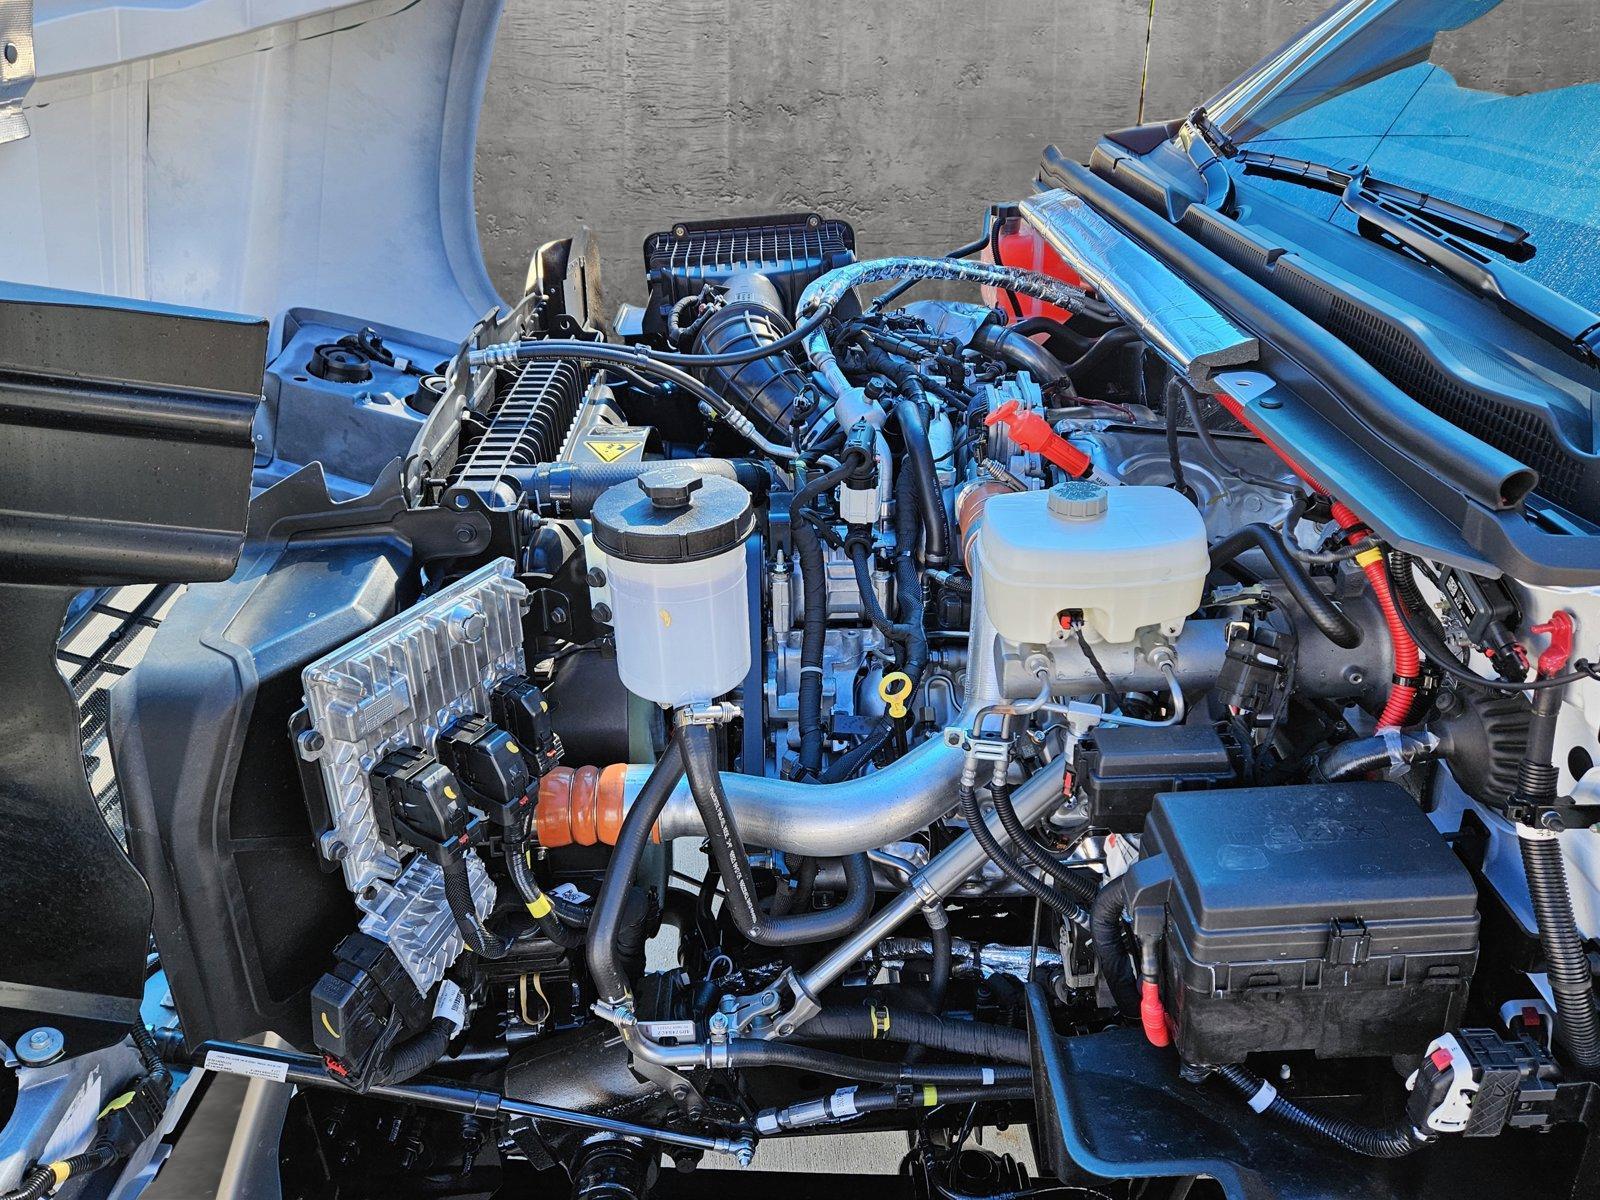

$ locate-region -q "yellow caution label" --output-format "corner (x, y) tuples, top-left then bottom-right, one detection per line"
(1354, 547), (1384, 569)
(584, 438), (644, 463)
(921, 1086), (939, 1107)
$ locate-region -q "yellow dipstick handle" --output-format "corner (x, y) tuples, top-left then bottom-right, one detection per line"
(879, 671), (913, 719)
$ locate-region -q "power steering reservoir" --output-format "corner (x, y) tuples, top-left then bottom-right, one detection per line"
(591, 466), (755, 706)
(978, 480), (1208, 645)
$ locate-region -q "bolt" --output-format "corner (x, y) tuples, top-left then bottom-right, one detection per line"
(592, 603), (612, 623)
(707, 1012), (731, 1035)
(297, 728), (326, 758)
(16, 1027), (64, 1066)
(1343, 666), (1365, 686)
(1540, 810), (1566, 832)
(1259, 396), (1282, 410)
(455, 524), (475, 544)
(550, 606), (568, 625)
(586, 567), (607, 587)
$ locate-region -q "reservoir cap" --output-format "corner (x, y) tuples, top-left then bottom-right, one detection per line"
(592, 467), (754, 564)
(1047, 479), (1109, 521)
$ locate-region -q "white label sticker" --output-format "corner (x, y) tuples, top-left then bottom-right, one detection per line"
(637, 1020), (697, 1043)
(204, 1051), (289, 1083)
(434, 979), (468, 1036)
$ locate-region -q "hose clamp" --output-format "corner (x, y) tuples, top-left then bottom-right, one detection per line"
(676, 701), (743, 728)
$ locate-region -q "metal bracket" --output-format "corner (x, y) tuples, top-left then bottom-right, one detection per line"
(0, 0), (33, 147)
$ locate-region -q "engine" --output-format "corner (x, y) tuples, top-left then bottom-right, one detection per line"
(109, 210), (1600, 1200)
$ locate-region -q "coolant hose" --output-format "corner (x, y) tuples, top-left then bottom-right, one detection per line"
(972, 320), (1069, 386)
(1316, 731), (1441, 782)
(790, 1006), (1032, 1063)
(893, 463), (931, 686)
(519, 458), (770, 518)
(1213, 1065), (1430, 1157)
(957, 782), (1086, 926)
(588, 738), (688, 1005)
(1333, 502), (1418, 729)
(441, 855), (509, 961)
(1091, 875), (1140, 1018)
(1061, 327), (1140, 378)
(1209, 524), (1362, 650)
(794, 457), (861, 776)
(680, 724), (874, 947)
(853, 343), (948, 567)
(892, 394), (949, 567)
(725, 1040), (1029, 1087)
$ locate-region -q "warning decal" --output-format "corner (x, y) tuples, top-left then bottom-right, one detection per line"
(585, 439), (643, 463)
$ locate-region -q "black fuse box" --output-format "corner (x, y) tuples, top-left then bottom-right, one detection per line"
(1125, 782), (1479, 1064)
(1074, 723), (1241, 833)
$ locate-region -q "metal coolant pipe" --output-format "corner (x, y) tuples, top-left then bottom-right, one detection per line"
(634, 570), (1004, 856)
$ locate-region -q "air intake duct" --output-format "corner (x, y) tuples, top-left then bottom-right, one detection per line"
(692, 271), (812, 439)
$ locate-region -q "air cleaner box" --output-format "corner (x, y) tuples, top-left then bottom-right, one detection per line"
(1125, 782), (1479, 1064)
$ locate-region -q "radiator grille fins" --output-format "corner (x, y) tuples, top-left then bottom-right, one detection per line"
(448, 359), (586, 505)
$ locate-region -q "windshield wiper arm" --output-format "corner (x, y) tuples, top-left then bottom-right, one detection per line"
(1234, 148), (1535, 261)
(1336, 169), (1600, 363)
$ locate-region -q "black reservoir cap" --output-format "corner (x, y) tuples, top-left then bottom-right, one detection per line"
(591, 466), (754, 564)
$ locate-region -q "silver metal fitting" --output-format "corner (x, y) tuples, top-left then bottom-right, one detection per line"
(676, 701), (744, 728)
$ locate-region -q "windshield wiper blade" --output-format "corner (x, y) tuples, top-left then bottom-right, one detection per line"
(1233, 148), (1535, 261)
(1337, 170), (1600, 364)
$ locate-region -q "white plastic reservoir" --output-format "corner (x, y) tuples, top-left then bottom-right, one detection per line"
(978, 480), (1208, 645)
(591, 467), (754, 707)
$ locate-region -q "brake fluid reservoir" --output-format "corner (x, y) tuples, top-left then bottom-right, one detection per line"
(977, 480), (1208, 645)
(591, 467), (754, 706)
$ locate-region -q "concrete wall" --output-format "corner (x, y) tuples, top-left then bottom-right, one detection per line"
(473, 0), (1329, 306)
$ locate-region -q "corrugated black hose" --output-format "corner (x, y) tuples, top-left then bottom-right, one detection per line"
(506, 844), (585, 950)
(791, 1006), (1032, 1063)
(1518, 681), (1600, 1070)
(957, 782), (1085, 926)
(1091, 875), (1140, 1018)
(440, 854), (509, 960)
(680, 724), (874, 947)
(1212, 1064), (1430, 1158)
(989, 783), (1097, 907)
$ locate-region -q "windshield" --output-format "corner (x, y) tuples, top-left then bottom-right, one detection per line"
(1206, 0), (1600, 311)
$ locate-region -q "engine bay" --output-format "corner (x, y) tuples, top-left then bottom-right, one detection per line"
(11, 203), (1600, 1200)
